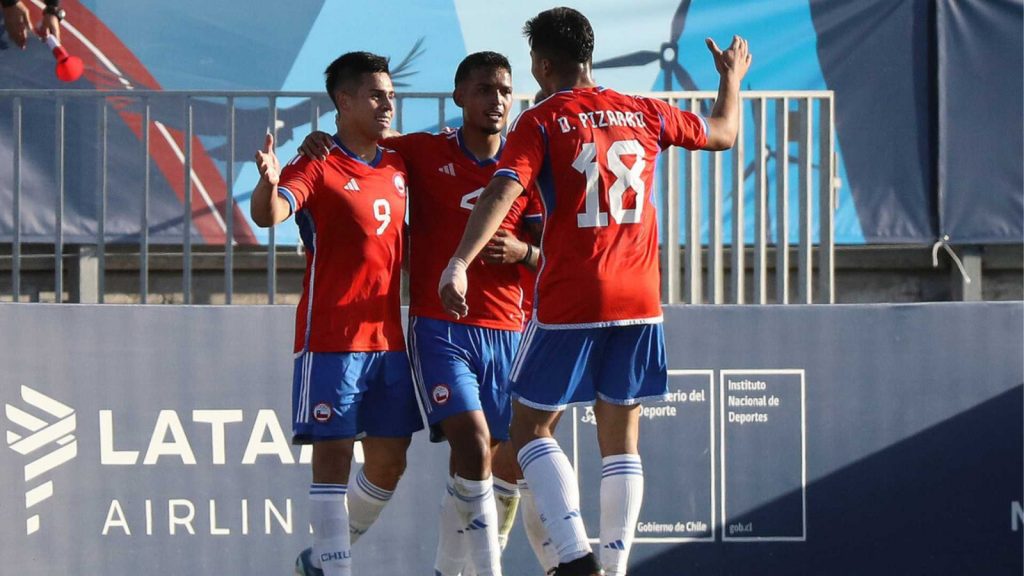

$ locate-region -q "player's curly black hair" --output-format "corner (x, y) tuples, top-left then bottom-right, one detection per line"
(454, 51), (512, 87)
(324, 52), (390, 109)
(523, 7), (594, 74)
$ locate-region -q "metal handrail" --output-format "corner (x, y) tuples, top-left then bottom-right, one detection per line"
(0, 90), (835, 305)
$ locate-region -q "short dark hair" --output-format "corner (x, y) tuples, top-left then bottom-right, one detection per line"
(324, 51), (390, 106)
(453, 51), (512, 87)
(523, 7), (594, 73)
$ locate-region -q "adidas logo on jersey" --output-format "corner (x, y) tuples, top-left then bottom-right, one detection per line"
(344, 178), (360, 192)
(437, 163), (456, 176)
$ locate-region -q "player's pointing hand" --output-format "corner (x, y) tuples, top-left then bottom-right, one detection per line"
(439, 257), (470, 319)
(706, 35), (752, 82)
(255, 132), (280, 187)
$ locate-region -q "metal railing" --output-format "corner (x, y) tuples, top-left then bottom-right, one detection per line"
(0, 89), (835, 305)
(655, 91), (836, 305)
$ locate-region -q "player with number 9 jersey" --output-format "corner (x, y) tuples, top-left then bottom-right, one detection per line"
(277, 138), (408, 354)
(495, 87), (708, 327)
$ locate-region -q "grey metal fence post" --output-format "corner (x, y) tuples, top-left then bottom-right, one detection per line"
(141, 98), (151, 303)
(183, 97), (194, 304)
(661, 97), (680, 305)
(774, 98), (789, 304)
(54, 98), (65, 303)
(267, 96), (278, 304)
(74, 246), (99, 303)
(98, 99), (108, 303)
(225, 96), (236, 304)
(753, 97), (768, 304)
(797, 98), (814, 303)
(708, 150), (724, 304)
(818, 96), (835, 303)
(684, 97), (703, 304)
(396, 96), (404, 133)
(12, 97), (22, 301)
(730, 96), (745, 304)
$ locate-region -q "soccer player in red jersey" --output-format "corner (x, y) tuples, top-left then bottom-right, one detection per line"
(300, 52), (546, 576)
(251, 52), (423, 576)
(439, 8), (751, 576)
(396, 54), (532, 576)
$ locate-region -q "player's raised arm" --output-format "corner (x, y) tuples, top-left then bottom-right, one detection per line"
(439, 176), (524, 318)
(250, 133), (292, 227)
(704, 35), (752, 151)
(3, 1), (30, 49)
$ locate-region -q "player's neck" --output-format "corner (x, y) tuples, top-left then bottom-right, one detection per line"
(460, 127), (502, 162)
(550, 67), (597, 93)
(334, 126), (379, 162)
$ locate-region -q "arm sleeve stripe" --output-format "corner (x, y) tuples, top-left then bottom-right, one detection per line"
(277, 187), (297, 215)
(493, 168), (522, 184)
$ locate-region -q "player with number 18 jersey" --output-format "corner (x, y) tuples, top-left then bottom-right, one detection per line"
(496, 86), (708, 410)
(496, 87), (708, 328)
(436, 12), (752, 575)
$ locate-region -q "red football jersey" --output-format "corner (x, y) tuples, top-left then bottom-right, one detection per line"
(277, 138), (408, 353)
(387, 130), (529, 331)
(495, 87), (708, 327)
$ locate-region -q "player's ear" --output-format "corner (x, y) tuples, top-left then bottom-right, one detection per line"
(540, 58), (555, 78)
(452, 86), (464, 109)
(335, 91), (352, 113)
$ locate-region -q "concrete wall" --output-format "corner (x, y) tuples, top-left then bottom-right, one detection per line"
(1, 244), (1021, 304)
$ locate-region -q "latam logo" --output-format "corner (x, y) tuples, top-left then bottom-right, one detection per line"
(5, 386), (78, 535)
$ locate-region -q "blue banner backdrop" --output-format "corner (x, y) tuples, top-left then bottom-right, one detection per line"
(3, 1), (1020, 245)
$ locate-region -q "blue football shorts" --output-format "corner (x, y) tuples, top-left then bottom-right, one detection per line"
(408, 316), (521, 443)
(509, 321), (668, 411)
(291, 350), (424, 444)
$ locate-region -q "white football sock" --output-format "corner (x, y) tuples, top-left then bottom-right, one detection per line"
(517, 438), (591, 564)
(599, 454), (644, 576)
(309, 483), (351, 576)
(453, 475), (503, 576)
(492, 476), (521, 551)
(435, 477), (467, 576)
(460, 476), (520, 576)
(347, 468), (393, 544)
(517, 479), (559, 574)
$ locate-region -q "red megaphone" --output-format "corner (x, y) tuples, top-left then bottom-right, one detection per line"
(44, 35), (83, 82)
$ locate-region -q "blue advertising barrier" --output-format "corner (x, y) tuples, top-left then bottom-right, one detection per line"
(1, 302), (1021, 574)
